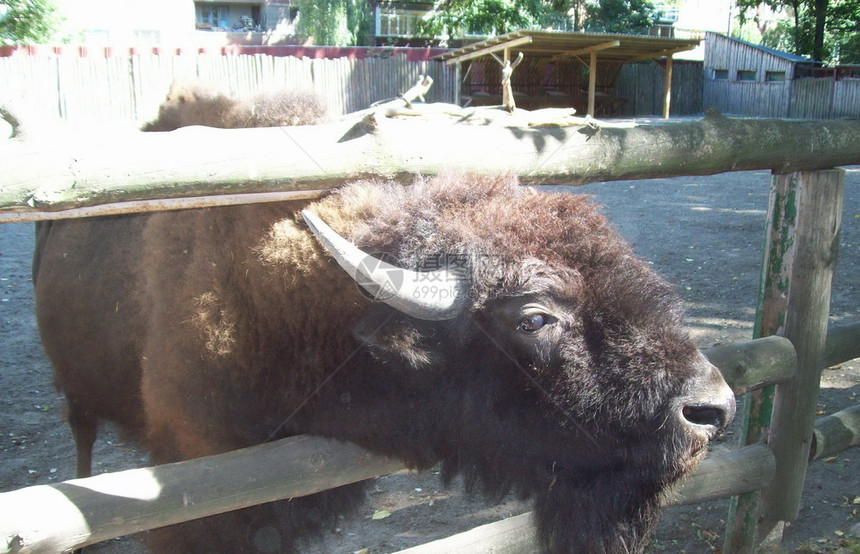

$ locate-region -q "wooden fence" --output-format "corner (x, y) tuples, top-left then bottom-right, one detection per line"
(0, 53), (457, 124)
(789, 77), (860, 119)
(704, 74), (860, 118)
(0, 115), (858, 553)
(615, 60), (703, 116)
(0, 52), (703, 127)
(6, 51), (859, 124)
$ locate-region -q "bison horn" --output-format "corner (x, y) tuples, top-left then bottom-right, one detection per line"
(301, 210), (467, 321)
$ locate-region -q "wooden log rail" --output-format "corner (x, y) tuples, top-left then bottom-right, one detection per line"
(394, 443), (779, 554)
(2, 113), (860, 222)
(3, 331), (858, 554)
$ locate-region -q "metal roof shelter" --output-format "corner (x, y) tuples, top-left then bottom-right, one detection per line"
(436, 30), (701, 117)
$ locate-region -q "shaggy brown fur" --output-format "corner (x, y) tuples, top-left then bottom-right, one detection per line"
(34, 175), (734, 553)
(141, 79), (328, 131)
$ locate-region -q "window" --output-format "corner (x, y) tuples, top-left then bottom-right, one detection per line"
(134, 30), (161, 43)
(375, 7), (422, 37)
(737, 70), (757, 81)
(765, 71), (786, 82)
(713, 69), (729, 80)
(654, 5), (679, 23)
(197, 3), (230, 29)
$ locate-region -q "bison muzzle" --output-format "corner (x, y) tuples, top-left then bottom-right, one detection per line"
(34, 174), (734, 553)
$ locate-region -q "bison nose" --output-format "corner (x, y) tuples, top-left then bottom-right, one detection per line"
(678, 355), (736, 439)
(682, 403), (732, 432)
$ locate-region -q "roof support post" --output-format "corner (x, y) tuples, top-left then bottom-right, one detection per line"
(663, 54), (673, 119)
(490, 48), (523, 113)
(588, 50), (597, 117)
(454, 62), (462, 106)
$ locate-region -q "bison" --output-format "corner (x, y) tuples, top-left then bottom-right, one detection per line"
(34, 174), (735, 553)
(140, 79), (328, 131)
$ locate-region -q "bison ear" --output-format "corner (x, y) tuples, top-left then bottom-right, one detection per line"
(352, 305), (442, 370)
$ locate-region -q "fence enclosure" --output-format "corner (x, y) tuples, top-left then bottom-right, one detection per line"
(0, 53), (458, 125)
(1, 51), (705, 126)
(789, 77), (860, 118)
(5, 45), (859, 125)
(1, 68), (859, 552)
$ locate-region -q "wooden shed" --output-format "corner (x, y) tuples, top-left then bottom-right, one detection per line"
(435, 30), (700, 118)
(703, 32), (820, 117)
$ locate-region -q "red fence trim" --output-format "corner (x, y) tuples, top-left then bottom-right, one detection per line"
(0, 44), (450, 61)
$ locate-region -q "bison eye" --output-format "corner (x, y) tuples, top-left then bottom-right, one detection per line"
(518, 313), (548, 334)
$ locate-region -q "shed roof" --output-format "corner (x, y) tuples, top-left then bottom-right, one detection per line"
(708, 33), (819, 65)
(435, 29), (701, 65)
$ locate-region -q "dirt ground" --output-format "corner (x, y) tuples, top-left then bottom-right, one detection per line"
(1, 164), (857, 553)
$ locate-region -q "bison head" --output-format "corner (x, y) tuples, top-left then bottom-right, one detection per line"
(301, 175), (734, 553)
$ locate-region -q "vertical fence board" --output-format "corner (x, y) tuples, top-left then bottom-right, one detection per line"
(757, 169), (845, 546)
(724, 171), (800, 553)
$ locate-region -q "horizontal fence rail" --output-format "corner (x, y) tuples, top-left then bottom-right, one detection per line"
(1, 436), (404, 554)
(393, 443), (779, 554)
(3, 115), (860, 221)
(3, 331), (858, 554)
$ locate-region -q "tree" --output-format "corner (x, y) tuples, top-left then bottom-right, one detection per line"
(295, 0), (370, 46)
(415, 0), (548, 41)
(0, 0), (59, 45)
(416, 0), (657, 40)
(825, 0), (860, 62)
(737, 0), (860, 63)
(583, 0), (658, 34)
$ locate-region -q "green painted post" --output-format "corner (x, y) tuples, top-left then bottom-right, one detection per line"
(723, 172), (799, 553)
(758, 169), (844, 541)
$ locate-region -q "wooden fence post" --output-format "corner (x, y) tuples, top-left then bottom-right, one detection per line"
(662, 54), (673, 119)
(724, 171), (799, 553)
(757, 168), (845, 546)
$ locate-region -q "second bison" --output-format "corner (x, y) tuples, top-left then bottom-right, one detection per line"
(34, 174), (735, 553)
(140, 79), (328, 131)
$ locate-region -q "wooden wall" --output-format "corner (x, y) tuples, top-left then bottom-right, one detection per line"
(615, 60), (703, 116)
(4, 45), (853, 123)
(789, 77), (860, 118)
(0, 53), (456, 124)
(703, 33), (793, 117)
(702, 32), (860, 118)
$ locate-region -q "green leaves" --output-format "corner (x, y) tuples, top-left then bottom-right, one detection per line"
(735, 0), (860, 63)
(415, 0), (658, 40)
(295, 0), (370, 46)
(0, 0), (59, 45)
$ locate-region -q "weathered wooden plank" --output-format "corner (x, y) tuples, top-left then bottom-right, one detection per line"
(0, 53), (457, 123)
(394, 512), (540, 554)
(2, 114), (860, 220)
(724, 171), (800, 554)
(393, 444), (777, 554)
(0, 440), (777, 554)
(810, 404), (860, 461)
(758, 169), (845, 541)
(823, 320), (860, 368)
(704, 336), (796, 394)
(0, 435), (404, 554)
(666, 443), (776, 506)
